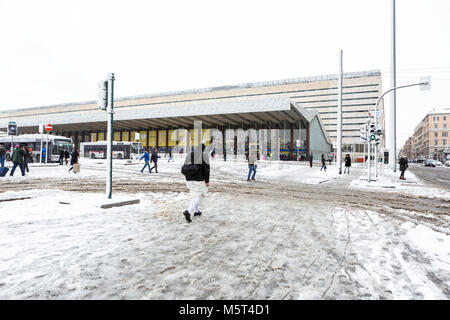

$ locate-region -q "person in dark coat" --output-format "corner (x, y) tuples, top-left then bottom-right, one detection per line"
(309, 153), (313, 168)
(68, 149), (79, 172)
(23, 146), (31, 173)
(344, 154), (351, 174)
(320, 154), (327, 171)
(64, 150), (70, 165)
(9, 144), (27, 176)
(399, 156), (408, 180)
(59, 149), (65, 165)
(182, 144), (210, 223)
(168, 147), (173, 162)
(150, 149), (160, 173)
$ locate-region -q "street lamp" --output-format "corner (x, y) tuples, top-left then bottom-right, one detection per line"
(371, 79), (430, 174)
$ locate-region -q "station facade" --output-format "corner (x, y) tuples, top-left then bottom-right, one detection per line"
(0, 70), (383, 161)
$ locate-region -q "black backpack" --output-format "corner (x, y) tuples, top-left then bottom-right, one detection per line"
(181, 152), (200, 178)
(181, 163), (199, 178)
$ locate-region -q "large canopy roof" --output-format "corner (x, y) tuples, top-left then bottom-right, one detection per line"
(0, 96), (330, 143)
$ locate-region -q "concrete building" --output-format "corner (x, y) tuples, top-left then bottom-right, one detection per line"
(0, 70), (383, 161)
(409, 110), (450, 161)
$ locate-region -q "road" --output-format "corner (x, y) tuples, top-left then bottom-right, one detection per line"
(410, 164), (450, 190)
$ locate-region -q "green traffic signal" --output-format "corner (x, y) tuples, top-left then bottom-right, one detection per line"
(370, 134), (375, 140)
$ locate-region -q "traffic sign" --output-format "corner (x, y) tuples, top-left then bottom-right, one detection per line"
(45, 124), (52, 131)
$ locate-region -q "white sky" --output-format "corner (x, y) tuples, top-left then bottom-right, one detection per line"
(1, 0), (449, 149)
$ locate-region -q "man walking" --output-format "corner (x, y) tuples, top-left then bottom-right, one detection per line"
(320, 154), (327, 172)
(309, 153), (313, 168)
(168, 147), (173, 162)
(399, 156), (408, 180)
(182, 144), (210, 223)
(68, 149), (80, 173)
(59, 149), (65, 165)
(140, 149), (151, 173)
(150, 148), (160, 173)
(10, 144), (26, 176)
(344, 154), (351, 174)
(0, 143), (6, 168)
(247, 151), (257, 181)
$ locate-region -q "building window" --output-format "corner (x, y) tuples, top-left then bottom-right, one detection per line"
(444, 116), (447, 121)
(443, 139), (447, 146)
(434, 132), (438, 137)
(435, 124), (438, 128)
(434, 140), (438, 145)
(443, 132), (448, 137)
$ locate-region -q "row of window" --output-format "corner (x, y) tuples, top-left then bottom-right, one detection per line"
(433, 116), (447, 121)
(433, 123), (447, 128)
(433, 131), (448, 137)
(434, 139), (448, 146)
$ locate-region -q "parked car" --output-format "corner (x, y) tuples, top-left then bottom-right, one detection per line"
(424, 159), (436, 167)
(445, 160), (450, 167)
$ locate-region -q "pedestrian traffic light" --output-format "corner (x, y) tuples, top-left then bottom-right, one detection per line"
(97, 80), (108, 111)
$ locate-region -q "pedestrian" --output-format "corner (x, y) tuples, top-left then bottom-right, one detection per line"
(41, 146), (46, 163)
(247, 151), (257, 181)
(181, 143), (210, 223)
(223, 148), (227, 162)
(150, 148), (160, 173)
(28, 148), (34, 164)
(23, 145), (31, 173)
(328, 154), (332, 165)
(0, 143), (6, 168)
(68, 149), (80, 173)
(140, 149), (151, 173)
(9, 144), (26, 176)
(344, 154), (351, 174)
(320, 154), (327, 171)
(59, 149), (65, 165)
(399, 156), (408, 180)
(64, 149), (70, 165)
(168, 147), (173, 162)
(309, 153), (313, 168)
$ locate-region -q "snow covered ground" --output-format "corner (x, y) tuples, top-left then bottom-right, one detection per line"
(0, 157), (449, 299)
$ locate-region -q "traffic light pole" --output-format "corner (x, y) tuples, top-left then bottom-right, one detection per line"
(106, 73), (115, 199)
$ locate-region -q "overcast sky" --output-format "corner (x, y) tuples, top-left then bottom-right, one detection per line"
(1, 0), (449, 148)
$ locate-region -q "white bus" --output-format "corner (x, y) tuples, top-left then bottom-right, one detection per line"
(80, 141), (143, 159)
(0, 134), (74, 162)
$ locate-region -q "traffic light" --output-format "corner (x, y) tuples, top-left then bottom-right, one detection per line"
(369, 123), (376, 141)
(359, 124), (368, 141)
(7, 121), (17, 135)
(97, 80), (108, 110)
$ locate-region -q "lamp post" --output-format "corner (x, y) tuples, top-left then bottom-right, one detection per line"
(370, 79), (430, 176)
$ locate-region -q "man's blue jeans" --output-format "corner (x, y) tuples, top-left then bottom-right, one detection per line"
(0, 156), (5, 167)
(141, 161), (151, 172)
(247, 165), (256, 180)
(10, 163), (25, 176)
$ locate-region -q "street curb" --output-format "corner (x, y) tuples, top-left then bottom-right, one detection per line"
(100, 199), (140, 209)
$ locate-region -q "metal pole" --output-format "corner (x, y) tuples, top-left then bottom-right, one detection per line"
(389, 0), (397, 172)
(40, 126), (43, 163)
(106, 73), (115, 199)
(337, 50), (343, 174)
(368, 140), (371, 182)
(45, 132), (49, 164)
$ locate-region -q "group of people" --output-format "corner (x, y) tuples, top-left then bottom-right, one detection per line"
(4, 144), (33, 176)
(140, 148), (160, 173)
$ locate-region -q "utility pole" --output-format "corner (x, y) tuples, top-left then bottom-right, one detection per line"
(337, 50), (343, 174)
(97, 73), (115, 199)
(106, 73), (115, 199)
(388, 0), (397, 172)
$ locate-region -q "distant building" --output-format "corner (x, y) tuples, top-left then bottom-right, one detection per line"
(409, 110), (449, 161)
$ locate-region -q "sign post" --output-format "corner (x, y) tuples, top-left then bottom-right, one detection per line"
(45, 124), (52, 164)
